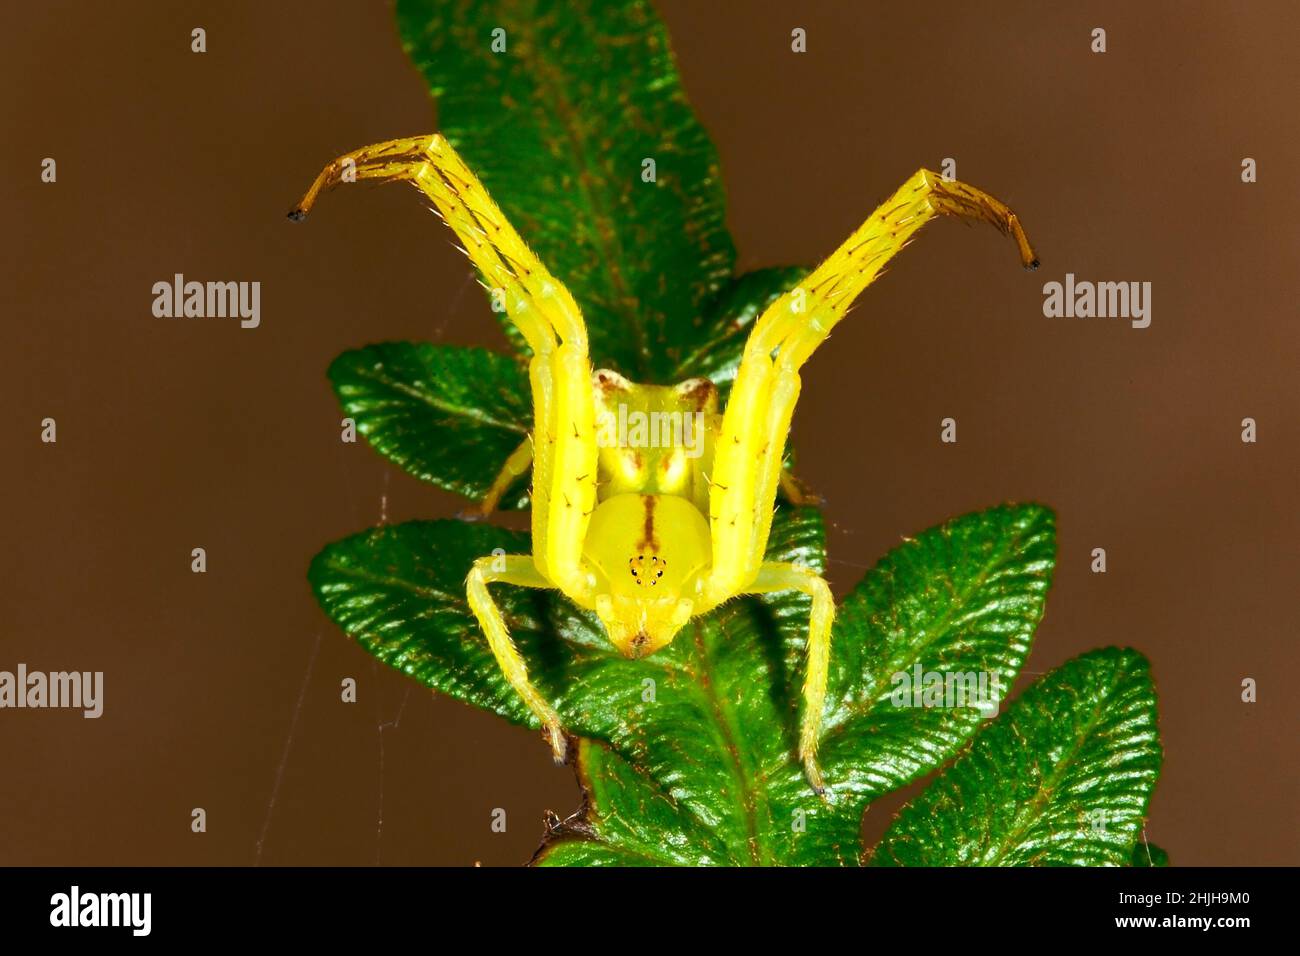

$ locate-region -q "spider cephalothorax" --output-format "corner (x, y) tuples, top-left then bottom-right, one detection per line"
(292, 134), (1036, 795)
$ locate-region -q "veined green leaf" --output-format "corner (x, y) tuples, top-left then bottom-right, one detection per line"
(809, 504), (1056, 814)
(397, 0), (736, 380)
(309, 502), (1062, 866)
(329, 342), (531, 507)
(870, 647), (1163, 867)
(310, 507), (860, 865)
(533, 739), (730, 866)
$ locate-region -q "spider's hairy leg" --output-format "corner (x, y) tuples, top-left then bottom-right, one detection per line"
(465, 554), (568, 762)
(542, 344), (599, 601)
(292, 133), (600, 607)
(289, 137), (435, 221)
(702, 357), (769, 599)
(709, 168), (1037, 581)
(701, 170), (1036, 793)
(528, 356), (555, 579)
(703, 350), (802, 610)
(464, 434), (533, 519)
(289, 134), (583, 356)
(745, 561), (835, 798)
(760, 168), (1038, 370)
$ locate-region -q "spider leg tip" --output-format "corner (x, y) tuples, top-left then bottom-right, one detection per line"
(286, 208), (308, 223)
(1025, 257), (1040, 272)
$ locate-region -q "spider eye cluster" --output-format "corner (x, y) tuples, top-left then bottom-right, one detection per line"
(628, 554), (667, 587)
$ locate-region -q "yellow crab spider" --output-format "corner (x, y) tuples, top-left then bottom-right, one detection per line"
(291, 134), (1037, 795)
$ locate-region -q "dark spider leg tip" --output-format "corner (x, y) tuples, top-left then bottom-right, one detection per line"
(287, 208), (308, 222)
(1025, 258), (1040, 272)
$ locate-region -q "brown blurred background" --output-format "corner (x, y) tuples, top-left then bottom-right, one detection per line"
(3, 0), (1296, 866)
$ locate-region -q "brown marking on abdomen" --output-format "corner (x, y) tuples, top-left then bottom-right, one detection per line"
(594, 368), (630, 396)
(677, 377), (717, 411)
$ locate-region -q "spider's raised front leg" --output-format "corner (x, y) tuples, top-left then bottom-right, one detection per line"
(292, 133), (598, 600)
(753, 168), (1038, 371)
(465, 554), (568, 762)
(705, 168), (1037, 793)
(713, 169), (1038, 564)
(293, 135), (599, 757)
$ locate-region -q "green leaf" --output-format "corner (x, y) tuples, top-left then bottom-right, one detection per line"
(671, 266), (809, 400)
(870, 647), (1163, 867)
(311, 506), (860, 865)
(329, 342), (532, 507)
(815, 503), (1056, 818)
(310, 518), (539, 723)
(397, 0), (736, 381)
(1130, 841), (1169, 867)
(533, 739), (731, 866)
(310, 502), (1060, 865)
(531, 840), (655, 867)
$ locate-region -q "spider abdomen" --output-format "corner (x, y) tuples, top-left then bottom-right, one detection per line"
(592, 369), (720, 512)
